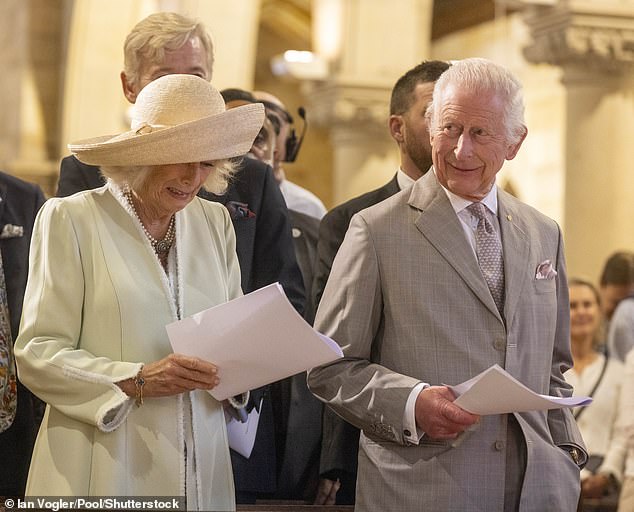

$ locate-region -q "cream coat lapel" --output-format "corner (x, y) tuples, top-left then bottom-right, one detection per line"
(410, 172), (502, 321)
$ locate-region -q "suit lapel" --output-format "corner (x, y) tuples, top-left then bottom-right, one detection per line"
(498, 192), (529, 328)
(411, 172), (501, 319)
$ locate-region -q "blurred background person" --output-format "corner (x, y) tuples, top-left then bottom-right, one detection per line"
(566, 278), (624, 508)
(15, 74), (264, 510)
(598, 251), (634, 325)
(222, 86), (322, 502)
(614, 348), (634, 512)
(0, 172), (45, 497)
(600, 252), (634, 363)
(253, 90), (326, 220)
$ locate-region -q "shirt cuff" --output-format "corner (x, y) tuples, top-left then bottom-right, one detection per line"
(403, 382), (428, 445)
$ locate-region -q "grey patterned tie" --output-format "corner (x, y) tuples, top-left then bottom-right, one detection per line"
(0, 249), (17, 432)
(467, 202), (505, 314)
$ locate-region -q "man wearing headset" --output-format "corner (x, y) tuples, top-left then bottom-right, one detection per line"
(253, 91), (327, 220)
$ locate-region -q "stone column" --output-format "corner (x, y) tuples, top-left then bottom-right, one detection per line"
(0, 0), (26, 171)
(522, 0), (634, 279)
(0, 0), (66, 194)
(306, 0), (434, 204)
(62, 0), (136, 153)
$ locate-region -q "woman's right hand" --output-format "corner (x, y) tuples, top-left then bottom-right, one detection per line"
(117, 353), (219, 399)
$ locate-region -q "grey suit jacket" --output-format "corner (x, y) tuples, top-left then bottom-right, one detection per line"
(308, 170), (585, 512)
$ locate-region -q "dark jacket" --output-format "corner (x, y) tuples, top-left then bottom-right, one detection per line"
(273, 209), (322, 500)
(0, 171), (46, 496)
(312, 175), (399, 308)
(311, 175), (400, 504)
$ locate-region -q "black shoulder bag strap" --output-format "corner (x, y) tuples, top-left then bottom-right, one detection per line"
(573, 355), (608, 420)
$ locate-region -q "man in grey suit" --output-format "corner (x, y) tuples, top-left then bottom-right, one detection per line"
(308, 58), (586, 511)
(313, 60), (451, 506)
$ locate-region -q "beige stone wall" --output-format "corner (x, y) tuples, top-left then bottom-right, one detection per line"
(5, 0), (633, 283)
(303, 0), (433, 207)
(2, 0), (263, 196)
(0, 0), (66, 194)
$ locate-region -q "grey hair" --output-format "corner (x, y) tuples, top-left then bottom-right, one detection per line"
(100, 158), (237, 196)
(123, 12), (214, 88)
(427, 58), (526, 144)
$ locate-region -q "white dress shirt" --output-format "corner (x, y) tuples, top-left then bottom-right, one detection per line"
(279, 179), (326, 219)
(396, 168), (415, 191)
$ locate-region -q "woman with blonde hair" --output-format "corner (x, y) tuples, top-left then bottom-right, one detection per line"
(566, 278), (625, 508)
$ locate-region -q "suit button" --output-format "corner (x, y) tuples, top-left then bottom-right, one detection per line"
(404, 429), (411, 437)
(494, 440), (504, 451)
(493, 339), (506, 351)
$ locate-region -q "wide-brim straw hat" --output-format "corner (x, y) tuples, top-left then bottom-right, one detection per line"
(68, 74), (265, 166)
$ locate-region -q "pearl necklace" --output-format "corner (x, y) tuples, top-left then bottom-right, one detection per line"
(124, 190), (176, 256)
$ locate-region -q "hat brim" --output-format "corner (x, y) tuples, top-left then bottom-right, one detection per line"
(69, 103), (265, 167)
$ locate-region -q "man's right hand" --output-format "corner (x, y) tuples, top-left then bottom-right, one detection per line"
(415, 386), (480, 440)
(314, 477), (341, 505)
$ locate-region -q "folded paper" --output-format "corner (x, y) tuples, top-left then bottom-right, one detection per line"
(449, 364), (592, 415)
(166, 283), (343, 401)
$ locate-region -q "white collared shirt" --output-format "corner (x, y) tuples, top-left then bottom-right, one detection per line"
(442, 182), (500, 256)
(396, 168), (416, 191)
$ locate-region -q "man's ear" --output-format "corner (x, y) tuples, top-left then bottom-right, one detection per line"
(121, 71), (138, 104)
(389, 115), (405, 144)
(506, 125), (528, 160)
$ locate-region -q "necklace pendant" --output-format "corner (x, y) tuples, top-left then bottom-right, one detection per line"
(155, 239), (171, 254)
(124, 189), (175, 256)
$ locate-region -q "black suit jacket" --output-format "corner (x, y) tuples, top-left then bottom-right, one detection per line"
(311, 175), (400, 503)
(312, 175), (399, 309)
(271, 209), (322, 500)
(0, 172), (45, 496)
(57, 155), (305, 495)
(289, 210), (319, 324)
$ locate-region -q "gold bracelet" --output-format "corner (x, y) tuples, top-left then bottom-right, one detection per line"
(134, 367), (145, 407)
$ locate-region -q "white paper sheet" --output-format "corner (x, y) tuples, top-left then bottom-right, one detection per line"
(449, 364), (592, 415)
(166, 283), (343, 401)
(226, 398), (262, 459)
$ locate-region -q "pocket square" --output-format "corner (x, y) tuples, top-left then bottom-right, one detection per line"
(226, 201), (256, 220)
(535, 259), (557, 280)
(0, 224), (24, 239)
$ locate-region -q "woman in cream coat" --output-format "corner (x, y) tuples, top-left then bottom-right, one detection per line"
(15, 75), (263, 511)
